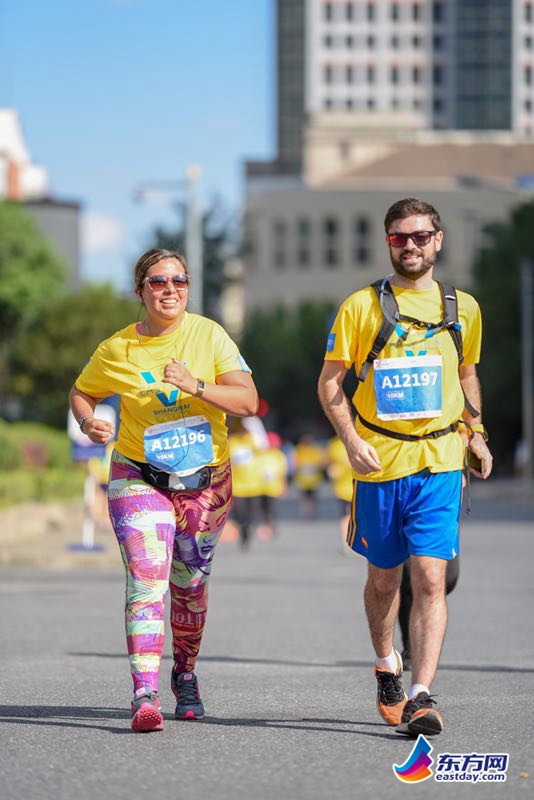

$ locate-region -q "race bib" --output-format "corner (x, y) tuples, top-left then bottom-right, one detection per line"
(144, 415), (214, 476)
(373, 355), (443, 420)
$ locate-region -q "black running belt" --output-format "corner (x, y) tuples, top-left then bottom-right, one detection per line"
(357, 413), (460, 442)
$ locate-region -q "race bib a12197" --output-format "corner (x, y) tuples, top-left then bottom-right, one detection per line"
(373, 355), (443, 421)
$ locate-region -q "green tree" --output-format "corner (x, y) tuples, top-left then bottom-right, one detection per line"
(240, 301), (337, 437)
(10, 284), (138, 426)
(471, 199), (534, 472)
(0, 201), (66, 413)
(150, 198), (233, 321)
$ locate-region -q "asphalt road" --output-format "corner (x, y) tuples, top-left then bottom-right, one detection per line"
(1, 489), (533, 800)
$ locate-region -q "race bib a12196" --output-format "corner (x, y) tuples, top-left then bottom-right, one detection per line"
(373, 354), (443, 421)
(143, 415), (214, 476)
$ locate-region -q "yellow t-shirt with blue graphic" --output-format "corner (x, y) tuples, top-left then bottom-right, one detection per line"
(75, 313), (251, 465)
(324, 281), (482, 482)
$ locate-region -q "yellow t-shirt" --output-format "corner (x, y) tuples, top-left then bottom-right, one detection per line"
(256, 448), (288, 498)
(325, 281), (482, 482)
(75, 313), (251, 465)
(293, 442), (325, 490)
(228, 432), (263, 497)
(327, 436), (354, 503)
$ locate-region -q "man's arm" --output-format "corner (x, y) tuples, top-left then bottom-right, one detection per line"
(459, 363), (493, 479)
(318, 361), (381, 475)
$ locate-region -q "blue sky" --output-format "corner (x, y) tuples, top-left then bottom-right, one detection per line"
(0, 0), (274, 289)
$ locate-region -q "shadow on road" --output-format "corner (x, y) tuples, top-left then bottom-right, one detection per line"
(68, 651), (534, 673)
(0, 704), (401, 740)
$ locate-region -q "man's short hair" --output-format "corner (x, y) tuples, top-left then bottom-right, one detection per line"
(384, 198), (441, 233)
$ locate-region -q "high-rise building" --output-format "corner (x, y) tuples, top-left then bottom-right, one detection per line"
(276, 0), (534, 174)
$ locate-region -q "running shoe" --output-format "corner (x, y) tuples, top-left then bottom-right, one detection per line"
(396, 691), (443, 737)
(375, 649), (407, 725)
(171, 669), (205, 720)
(130, 688), (164, 732)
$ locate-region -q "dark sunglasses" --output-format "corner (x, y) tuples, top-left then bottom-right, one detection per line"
(144, 274), (191, 291)
(386, 231), (438, 248)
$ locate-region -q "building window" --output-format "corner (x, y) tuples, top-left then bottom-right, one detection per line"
(413, 97), (421, 109)
(412, 65), (421, 84)
(526, 3), (533, 23)
(340, 140), (351, 159)
(367, 3), (375, 22)
(353, 216), (372, 266)
(272, 220), (287, 270)
(391, 3), (399, 21)
(367, 35), (375, 49)
(323, 34), (333, 48)
(345, 98), (354, 109)
(296, 219), (311, 269)
(324, 97), (333, 109)
(412, 3), (421, 21)
(433, 64), (444, 85)
(412, 35), (422, 48)
(433, 97), (444, 113)
(346, 34), (354, 48)
(391, 65), (399, 84)
(433, 34), (443, 50)
(346, 2), (354, 21)
(324, 2), (333, 21)
(323, 217), (340, 269)
(525, 99), (533, 112)
(391, 97), (399, 109)
(346, 65), (354, 83)
(433, 2), (444, 23)
(367, 97), (375, 109)
(367, 64), (375, 83)
(526, 36), (532, 50)
(324, 64), (333, 84)
(391, 35), (400, 49)
(525, 65), (532, 86)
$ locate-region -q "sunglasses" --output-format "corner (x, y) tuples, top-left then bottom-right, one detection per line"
(144, 274), (191, 291)
(386, 231), (438, 248)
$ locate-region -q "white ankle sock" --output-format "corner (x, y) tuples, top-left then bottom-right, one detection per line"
(408, 683), (430, 700)
(375, 649), (399, 673)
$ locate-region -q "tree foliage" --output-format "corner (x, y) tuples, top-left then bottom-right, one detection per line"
(240, 301), (337, 438)
(471, 199), (534, 472)
(10, 284), (138, 426)
(0, 201), (66, 340)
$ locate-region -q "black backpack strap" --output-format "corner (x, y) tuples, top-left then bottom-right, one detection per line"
(356, 279), (401, 385)
(438, 281), (463, 364)
(438, 281), (480, 419)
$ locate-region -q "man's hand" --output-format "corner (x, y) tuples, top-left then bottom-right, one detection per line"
(467, 432), (493, 480)
(346, 436), (382, 475)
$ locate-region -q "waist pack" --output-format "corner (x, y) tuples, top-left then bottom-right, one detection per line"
(136, 461), (212, 492)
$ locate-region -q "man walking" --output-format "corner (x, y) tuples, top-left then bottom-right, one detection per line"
(318, 198), (492, 736)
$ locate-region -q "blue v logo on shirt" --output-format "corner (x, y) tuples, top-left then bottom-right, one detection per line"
(141, 371), (179, 407)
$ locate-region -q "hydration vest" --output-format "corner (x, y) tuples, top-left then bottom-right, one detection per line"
(355, 278), (480, 441)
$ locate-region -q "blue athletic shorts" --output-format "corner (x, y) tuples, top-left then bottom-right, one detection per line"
(346, 468), (462, 568)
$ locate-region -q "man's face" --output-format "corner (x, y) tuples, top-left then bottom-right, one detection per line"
(386, 214), (443, 281)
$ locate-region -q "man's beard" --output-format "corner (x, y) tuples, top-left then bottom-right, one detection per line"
(390, 250), (435, 281)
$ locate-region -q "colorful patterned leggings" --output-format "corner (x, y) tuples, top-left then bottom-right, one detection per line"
(108, 450), (232, 694)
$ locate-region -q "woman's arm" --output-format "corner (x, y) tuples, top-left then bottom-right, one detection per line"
(162, 360), (258, 417)
(69, 386), (115, 445)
